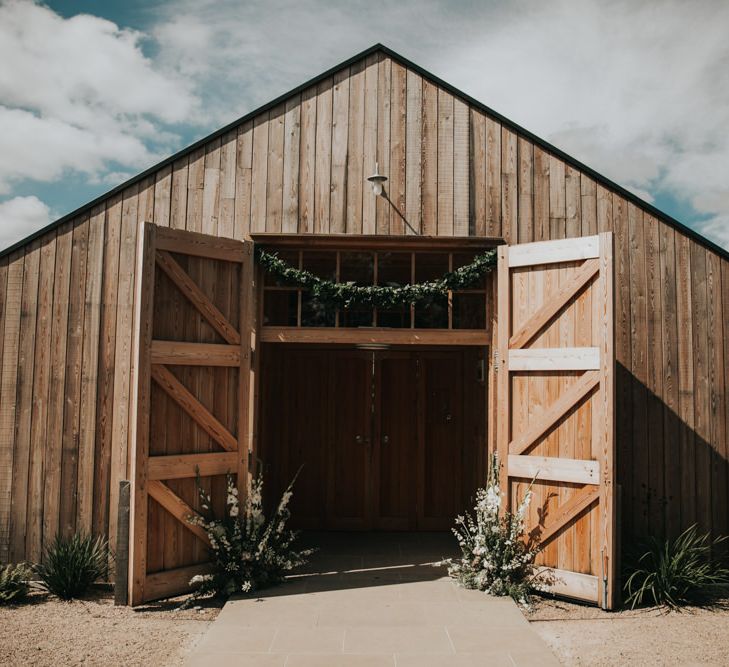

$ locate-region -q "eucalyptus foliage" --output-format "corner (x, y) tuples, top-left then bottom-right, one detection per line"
(443, 453), (542, 605)
(188, 472), (313, 600)
(0, 562), (32, 604)
(35, 533), (109, 600)
(624, 525), (729, 609)
(255, 247), (497, 309)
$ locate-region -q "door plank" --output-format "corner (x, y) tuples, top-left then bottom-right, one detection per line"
(509, 347), (600, 371)
(508, 236), (599, 267)
(508, 454), (599, 485)
(509, 371), (600, 455)
(151, 341), (240, 366)
(510, 259), (599, 349)
(539, 486), (600, 546)
(148, 452), (238, 480)
(151, 364), (237, 451)
(537, 567), (599, 603)
(147, 480), (209, 545)
(155, 250), (241, 345)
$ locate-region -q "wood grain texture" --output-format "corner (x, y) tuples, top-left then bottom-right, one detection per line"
(362, 54), (379, 235)
(346, 63), (365, 234)
(436, 87), (454, 236)
(298, 89), (317, 234)
(59, 219), (90, 539)
(77, 207), (105, 536)
(10, 241), (41, 560)
(93, 198), (121, 541)
(0, 251), (23, 561)
(0, 253), (11, 561)
(389, 62), (407, 235)
(405, 69), (422, 235)
(330, 69), (350, 234)
(26, 232), (56, 561)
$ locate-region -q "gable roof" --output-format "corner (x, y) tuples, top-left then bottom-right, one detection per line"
(2, 43), (726, 261)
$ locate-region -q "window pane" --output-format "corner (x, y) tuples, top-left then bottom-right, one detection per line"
(340, 251), (374, 285)
(377, 305), (411, 328)
(340, 306), (373, 328)
(452, 293), (486, 329)
(302, 251), (336, 281)
(377, 252), (411, 286)
(301, 294), (335, 327)
(414, 294), (448, 329)
(375, 252), (411, 328)
(452, 252), (486, 289)
(263, 250), (299, 286)
(415, 252), (449, 282)
(263, 290), (298, 326)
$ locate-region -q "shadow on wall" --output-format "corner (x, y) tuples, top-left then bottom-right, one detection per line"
(615, 362), (728, 548)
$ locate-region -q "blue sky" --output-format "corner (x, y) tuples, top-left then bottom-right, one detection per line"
(1, 0), (727, 249)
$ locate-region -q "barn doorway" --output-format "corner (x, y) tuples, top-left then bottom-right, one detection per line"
(258, 345), (487, 531)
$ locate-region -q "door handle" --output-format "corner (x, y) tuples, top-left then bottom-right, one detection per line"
(355, 435), (370, 444)
(382, 435), (389, 445)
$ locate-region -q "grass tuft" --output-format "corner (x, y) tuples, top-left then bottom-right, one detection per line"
(624, 524), (729, 609)
(35, 533), (110, 600)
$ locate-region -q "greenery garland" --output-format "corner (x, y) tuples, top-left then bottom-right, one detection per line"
(255, 246), (497, 309)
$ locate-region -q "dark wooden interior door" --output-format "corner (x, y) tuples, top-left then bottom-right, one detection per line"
(418, 351), (465, 530)
(260, 349), (329, 529)
(326, 351), (373, 529)
(259, 345), (486, 531)
(374, 353), (418, 530)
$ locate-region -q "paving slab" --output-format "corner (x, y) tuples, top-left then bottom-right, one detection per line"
(186, 532), (559, 666)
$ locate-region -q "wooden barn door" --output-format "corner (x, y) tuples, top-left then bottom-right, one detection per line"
(128, 224), (255, 605)
(496, 233), (616, 609)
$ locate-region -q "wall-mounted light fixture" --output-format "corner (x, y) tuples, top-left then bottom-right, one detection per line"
(367, 162), (387, 196)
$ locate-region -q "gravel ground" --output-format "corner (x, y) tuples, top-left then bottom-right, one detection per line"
(0, 589), (222, 666)
(525, 596), (729, 666)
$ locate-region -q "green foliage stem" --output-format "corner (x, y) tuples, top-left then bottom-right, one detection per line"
(623, 525), (729, 609)
(35, 533), (110, 600)
(0, 562), (32, 604)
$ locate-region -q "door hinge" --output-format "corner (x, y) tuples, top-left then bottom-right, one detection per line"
(493, 349), (499, 372)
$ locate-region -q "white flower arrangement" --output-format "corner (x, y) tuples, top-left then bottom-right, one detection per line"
(443, 453), (543, 605)
(187, 470), (313, 601)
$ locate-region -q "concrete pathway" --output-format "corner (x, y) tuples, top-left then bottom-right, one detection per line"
(186, 532), (559, 666)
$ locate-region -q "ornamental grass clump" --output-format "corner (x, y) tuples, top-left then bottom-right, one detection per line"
(624, 525), (729, 609)
(188, 472), (313, 600)
(444, 454), (541, 604)
(35, 533), (109, 600)
(0, 562), (32, 604)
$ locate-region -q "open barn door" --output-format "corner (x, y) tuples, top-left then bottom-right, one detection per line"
(496, 233), (616, 609)
(128, 224), (255, 605)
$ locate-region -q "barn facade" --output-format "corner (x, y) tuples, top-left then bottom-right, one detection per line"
(0, 45), (726, 609)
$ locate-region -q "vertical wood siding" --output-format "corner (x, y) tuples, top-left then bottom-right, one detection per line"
(1, 52), (727, 563)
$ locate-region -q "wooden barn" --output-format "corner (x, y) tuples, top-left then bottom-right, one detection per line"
(0, 45), (726, 610)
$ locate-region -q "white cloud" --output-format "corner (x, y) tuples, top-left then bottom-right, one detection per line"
(0, 0), (197, 192)
(0, 106), (154, 194)
(0, 196), (52, 247)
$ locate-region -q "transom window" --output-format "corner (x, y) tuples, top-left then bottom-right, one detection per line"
(261, 249), (489, 330)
